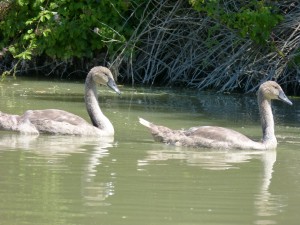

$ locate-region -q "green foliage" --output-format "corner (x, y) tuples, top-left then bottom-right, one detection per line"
(0, 0), (139, 60)
(189, 0), (283, 44)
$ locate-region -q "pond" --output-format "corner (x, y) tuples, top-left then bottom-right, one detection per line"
(0, 77), (299, 225)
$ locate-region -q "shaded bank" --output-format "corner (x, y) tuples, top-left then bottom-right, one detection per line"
(117, 0), (300, 94)
(1, 1), (300, 94)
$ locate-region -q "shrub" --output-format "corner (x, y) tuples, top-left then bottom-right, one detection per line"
(189, 0), (283, 44)
(0, 0), (137, 61)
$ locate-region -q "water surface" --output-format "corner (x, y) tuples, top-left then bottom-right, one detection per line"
(0, 77), (299, 225)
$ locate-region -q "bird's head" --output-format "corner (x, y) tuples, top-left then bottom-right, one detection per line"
(90, 66), (121, 95)
(258, 81), (292, 105)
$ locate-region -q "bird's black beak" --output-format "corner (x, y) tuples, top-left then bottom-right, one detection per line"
(278, 90), (293, 105)
(107, 77), (121, 95)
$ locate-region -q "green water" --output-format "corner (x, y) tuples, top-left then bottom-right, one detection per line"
(0, 77), (299, 225)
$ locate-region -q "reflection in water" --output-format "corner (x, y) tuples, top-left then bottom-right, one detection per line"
(139, 147), (284, 224)
(254, 150), (284, 225)
(0, 133), (115, 207)
(0, 132), (114, 154)
(83, 144), (115, 207)
(138, 147), (270, 170)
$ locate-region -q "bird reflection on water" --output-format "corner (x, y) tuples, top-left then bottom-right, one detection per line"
(138, 145), (282, 223)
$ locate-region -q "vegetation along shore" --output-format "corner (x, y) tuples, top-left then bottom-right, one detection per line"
(1, 0), (300, 94)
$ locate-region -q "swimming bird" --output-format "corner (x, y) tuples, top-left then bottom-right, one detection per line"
(0, 66), (120, 136)
(139, 81), (292, 150)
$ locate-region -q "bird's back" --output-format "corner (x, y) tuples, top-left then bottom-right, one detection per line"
(22, 109), (90, 126)
(19, 109), (100, 135)
(139, 118), (266, 150)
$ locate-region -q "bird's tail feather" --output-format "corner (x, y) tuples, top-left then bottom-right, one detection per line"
(139, 117), (152, 128)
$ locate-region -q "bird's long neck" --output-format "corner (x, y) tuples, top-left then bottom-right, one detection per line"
(85, 73), (114, 135)
(257, 92), (276, 147)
